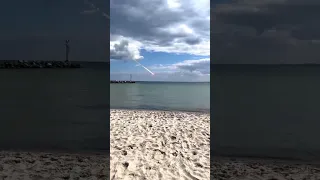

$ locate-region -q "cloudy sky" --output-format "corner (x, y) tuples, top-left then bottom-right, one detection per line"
(213, 0), (320, 64)
(0, 0), (108, 62)
(110, 0), (210, 82)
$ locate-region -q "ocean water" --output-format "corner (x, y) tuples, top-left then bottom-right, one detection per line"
(0, 68), (109, 152)
(212, 64), (320, 161)
(110, 82), (210, 112)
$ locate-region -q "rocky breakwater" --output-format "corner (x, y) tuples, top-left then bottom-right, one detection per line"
(0, 60), (81, 69)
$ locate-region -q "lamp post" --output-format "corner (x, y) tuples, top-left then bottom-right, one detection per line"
(65, 40), (70, 62)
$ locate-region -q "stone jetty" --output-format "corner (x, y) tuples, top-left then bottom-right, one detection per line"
(0, 60), (81, 69)
(111, 80), (135, 83)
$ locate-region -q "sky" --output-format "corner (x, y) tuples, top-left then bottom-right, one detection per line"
(212, 0), (320, 64)
(0, 0), (108, 62)
(110, 0), (210, 82)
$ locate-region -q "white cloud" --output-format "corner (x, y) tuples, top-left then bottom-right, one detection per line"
(166, 0), (182, 9)
(150, 58), (210, 75)
(110, 0), (210, 60)
(110, 36), (143, 61)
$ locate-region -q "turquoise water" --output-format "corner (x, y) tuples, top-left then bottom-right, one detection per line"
(110, 82), (210, 112)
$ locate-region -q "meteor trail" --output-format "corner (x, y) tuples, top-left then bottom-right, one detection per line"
(133, 60), (155, 76)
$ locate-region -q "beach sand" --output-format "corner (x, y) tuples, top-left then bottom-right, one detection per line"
(0, 151), (108, 179)
(212, 157), (320, 180)
(0, 109), (209, 180)
(2, 110), (318, 180)
(110, 109), (210, 180)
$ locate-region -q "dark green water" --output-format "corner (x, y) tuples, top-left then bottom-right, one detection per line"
(0, 69), (109, 152)
(110, 82), (210, 112)
(212, 64), (320, 161)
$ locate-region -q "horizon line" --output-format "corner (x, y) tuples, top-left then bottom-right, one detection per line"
(110, 80), (210, 83)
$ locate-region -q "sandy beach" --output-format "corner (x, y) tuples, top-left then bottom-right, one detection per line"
(110, 109), (210, 180)
(213, 157), (320, 180)
(0, 151), (108, 179)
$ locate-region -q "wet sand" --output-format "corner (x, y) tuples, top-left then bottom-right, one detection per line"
(212, 157), (320, 180)
(0, 151), (108, 180)
(110, 109), (210, 180)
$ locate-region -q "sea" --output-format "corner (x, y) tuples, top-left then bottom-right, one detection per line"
(110, 82), (210, 112)
(0, 64), (109, 152)
(6, 62), (319, 161)
(212, 64), (320, 161)
(0, 62), (210, 152)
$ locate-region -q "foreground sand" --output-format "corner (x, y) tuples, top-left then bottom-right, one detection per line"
(213, 157), (320, 180)
(110, 109), (210, 180)
(0, 151), (108, 179)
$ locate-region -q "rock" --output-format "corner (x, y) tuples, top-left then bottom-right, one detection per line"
(121, 150), (127, 156)
(123, 162), (129, 168)
(0, 60), (81, 69)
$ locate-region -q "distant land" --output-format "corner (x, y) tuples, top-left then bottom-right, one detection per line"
(0, 60), (109, 69)
(211, 63), (320, 69)
(211, 63), (320, 66)
(211, 63), (320, 73)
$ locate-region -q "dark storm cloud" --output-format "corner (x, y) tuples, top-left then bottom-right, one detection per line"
(0, 0), (109, 62)
(176, 58), (210, 74)
(212, 0), (320, 64)
(110, 0), (210, 56)
(111, 0), (193, 41)
(184, 37), (202, 45)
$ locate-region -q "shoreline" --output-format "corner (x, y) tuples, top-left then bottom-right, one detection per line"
(213, 155), (320, 166)
(110, 108), (210, 114)
(0, 149), (109, 156)
(213, 156), (320, 180)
